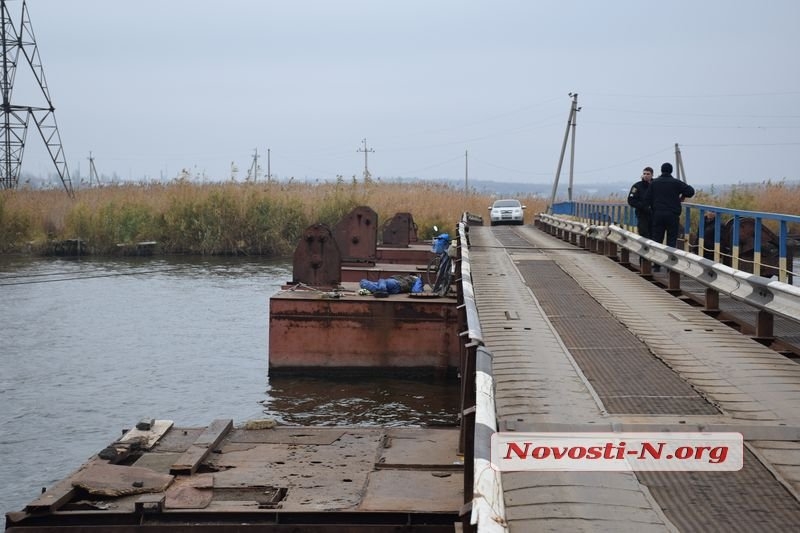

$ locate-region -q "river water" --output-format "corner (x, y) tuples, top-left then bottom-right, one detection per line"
(0, 256), (459, 515)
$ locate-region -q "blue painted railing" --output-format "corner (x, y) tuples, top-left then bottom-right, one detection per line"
(552, 201), (799, 283)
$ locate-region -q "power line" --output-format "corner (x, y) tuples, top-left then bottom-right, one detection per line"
(591, 107), (800, 120)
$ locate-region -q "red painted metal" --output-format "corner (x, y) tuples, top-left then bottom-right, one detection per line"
(341, 263), (426, 283)
(269, 291), (459, 371)
(381, 212), (419, 247)
(333, 205), (378, 264)
(291, 223), (341, 288)
(375, 243), (432, 265)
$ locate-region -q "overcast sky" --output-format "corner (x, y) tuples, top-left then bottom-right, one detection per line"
(10, 0), (800, 187)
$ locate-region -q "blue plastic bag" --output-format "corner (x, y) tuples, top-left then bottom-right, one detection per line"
(432, 233), (450, 254)
(411, 276), (423, 293)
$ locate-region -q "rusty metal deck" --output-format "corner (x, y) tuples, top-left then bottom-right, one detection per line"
(468, 224), (800, 532)
(6, 424), (462, 531)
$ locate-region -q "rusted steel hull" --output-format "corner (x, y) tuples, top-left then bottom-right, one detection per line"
(375, 244), (432, 265)
(269, 290), (459, 371)
(341, 263), (427, 283)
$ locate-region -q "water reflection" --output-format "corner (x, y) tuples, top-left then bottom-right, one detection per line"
(264, 374), (460, 427)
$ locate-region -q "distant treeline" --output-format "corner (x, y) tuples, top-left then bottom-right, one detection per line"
(0, 180), (545, 256)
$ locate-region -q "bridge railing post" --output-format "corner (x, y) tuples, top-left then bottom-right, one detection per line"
(705, 287), (720, 314)
(756, 310), (774, 339)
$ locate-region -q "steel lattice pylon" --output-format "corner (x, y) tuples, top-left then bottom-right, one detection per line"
(1, 0), (72, 196)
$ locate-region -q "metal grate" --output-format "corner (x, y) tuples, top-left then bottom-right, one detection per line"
(515, 259), (718, 415)
(637, 448), (800, 532)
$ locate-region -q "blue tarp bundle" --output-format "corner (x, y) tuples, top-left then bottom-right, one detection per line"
(360, 275), (422, 295)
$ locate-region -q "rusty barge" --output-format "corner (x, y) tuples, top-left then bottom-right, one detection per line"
(270, 207), (460, 374)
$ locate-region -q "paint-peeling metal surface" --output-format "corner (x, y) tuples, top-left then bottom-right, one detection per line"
(269, 286), (460, 370)
(6, 426), (462, 531)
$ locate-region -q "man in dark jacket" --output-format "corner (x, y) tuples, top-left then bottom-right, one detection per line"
(644, 162), (695, 248)
(627, 166), (654, 239)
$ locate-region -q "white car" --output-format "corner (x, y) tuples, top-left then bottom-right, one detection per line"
(488, 199), (526, 226)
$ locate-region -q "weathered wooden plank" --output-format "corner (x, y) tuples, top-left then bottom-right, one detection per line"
(119, 419), (174, 449)
(170, 419), (233, 476)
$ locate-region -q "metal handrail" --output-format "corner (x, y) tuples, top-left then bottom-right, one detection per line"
(604, 225), (800, 325)
(552, 200), (799, 283)
(458, 216), (507, 532)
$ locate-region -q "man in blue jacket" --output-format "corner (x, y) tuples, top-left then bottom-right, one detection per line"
(644, 162), (695, 248)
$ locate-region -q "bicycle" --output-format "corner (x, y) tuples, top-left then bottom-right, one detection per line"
(426, 232), (454, 296)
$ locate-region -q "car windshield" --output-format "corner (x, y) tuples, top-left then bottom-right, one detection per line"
(493, 200), (520, 208)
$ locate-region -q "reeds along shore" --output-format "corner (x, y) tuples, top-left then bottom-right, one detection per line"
(2, 179), (798, 257)
(0, 180), (546, 256)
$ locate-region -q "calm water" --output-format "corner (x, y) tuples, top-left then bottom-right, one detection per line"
(0, 256), (459, 515)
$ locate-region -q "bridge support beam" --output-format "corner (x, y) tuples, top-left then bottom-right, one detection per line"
(620, 247), (630, 266)
(606, 241), (618, 261)
(756, 310), (774, 339)
(667, 270), (681, 293)
(640, 259), (653, 276)
(705, 288), (720, 314)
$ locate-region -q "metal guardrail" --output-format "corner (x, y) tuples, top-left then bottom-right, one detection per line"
(538, 213), (800, 337)
(604, 224), (800, 325)
(458, 228), (483, 345)
(551, 200), (799, 283)
(457, 217), (507, 533)
(471, 346), (505, 533)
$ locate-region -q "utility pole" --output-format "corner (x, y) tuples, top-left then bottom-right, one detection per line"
(567, 93), (579, 201)
(674, 143), (687, 182)
(548, 93), (581, 212)
(88, 151), (100, 186)
(266, 148), (271, 182)
(0, 0), (73, 196)
(356, 138), (374, 181)
(248, 148), (260, 182)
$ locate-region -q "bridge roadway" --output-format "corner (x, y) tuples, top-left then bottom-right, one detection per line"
(468, 223), (800, 532)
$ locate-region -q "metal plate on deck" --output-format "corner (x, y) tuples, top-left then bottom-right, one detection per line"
(228, 428), (346, 445)
(379, 428), (462, 468)
(71, 463), (174, 497)
(516, 259), (719, 416)
(637, 448), (800, 531)
(360, 470), (462, 512)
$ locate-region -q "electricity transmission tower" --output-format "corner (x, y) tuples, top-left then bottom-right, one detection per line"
(1, 0), (73, 196)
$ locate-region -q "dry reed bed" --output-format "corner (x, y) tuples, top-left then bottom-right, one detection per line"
(4, 180), (796, 256)
(0, 181), (545, 256)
